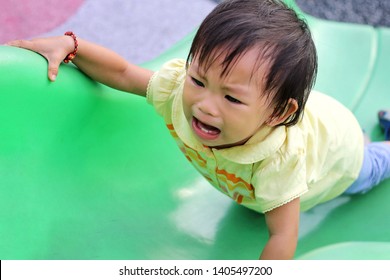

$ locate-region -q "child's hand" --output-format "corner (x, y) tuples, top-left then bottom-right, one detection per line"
(6, 36), (75, 81)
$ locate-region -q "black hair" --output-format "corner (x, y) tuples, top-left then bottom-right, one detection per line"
(186, 0), (318, 126)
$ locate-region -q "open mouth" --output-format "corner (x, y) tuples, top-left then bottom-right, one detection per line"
(192, 117), (221, 140)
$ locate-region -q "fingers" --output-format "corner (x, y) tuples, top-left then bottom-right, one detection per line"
(48, 62), (59, 82)
(5, 39), (35, 51)
(6, 38), (65, 82)
(6, 39), (62, 82)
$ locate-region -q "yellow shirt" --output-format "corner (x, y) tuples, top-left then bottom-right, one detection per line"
(146, 59), (364, 213)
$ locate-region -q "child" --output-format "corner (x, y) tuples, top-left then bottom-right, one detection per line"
(7, 0), (390, 259)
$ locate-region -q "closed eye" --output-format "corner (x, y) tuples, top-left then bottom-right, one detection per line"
(191, 76), (205, 87)
(225, 95), (242, 104)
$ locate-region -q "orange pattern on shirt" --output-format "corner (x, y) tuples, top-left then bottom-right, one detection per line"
(166, 124), (255, 204)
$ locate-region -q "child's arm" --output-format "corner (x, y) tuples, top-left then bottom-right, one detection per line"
(7, 35), (153, 97)
(260, 197), (300, 260)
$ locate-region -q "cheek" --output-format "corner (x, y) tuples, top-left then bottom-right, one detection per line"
(233, 109), (269, 132)
(182, 86), (193, 118)
(227, 111), (259, 132)
(182, 80), (193, 102)
(183, 80), (200, 109)
(254, 102), (275, 125)
(182, 90), (191, 106)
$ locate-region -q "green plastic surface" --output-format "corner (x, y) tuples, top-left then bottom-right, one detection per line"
(297, 242), (390, 260)
(1, 1), (390, 259)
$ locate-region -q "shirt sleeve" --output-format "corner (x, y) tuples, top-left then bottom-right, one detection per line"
(252, 149), (309, 213)
(146, 59), (187, 117)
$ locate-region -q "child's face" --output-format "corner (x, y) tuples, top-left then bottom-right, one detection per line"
(183, 48), (276, 149)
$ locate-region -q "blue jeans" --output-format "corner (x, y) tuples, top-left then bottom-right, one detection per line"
(345, 142), (390, 194)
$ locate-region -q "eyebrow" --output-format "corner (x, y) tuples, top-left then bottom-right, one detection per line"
(221, 84), (249, 96)
(190, 62), (251, 96)
(189, 64), (207, 79)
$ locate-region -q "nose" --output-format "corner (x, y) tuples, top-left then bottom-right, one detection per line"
(197, 92), (219, 117)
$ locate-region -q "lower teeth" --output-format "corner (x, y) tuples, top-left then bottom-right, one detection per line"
(198, 121), (219, 135)
(200, 126), (213, 134)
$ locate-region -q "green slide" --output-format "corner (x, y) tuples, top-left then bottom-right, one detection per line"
(1, 0), (390, 259)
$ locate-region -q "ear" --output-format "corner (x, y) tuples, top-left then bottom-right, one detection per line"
(266, 98), (298, 127)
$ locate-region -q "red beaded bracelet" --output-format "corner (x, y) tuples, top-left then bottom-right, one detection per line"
(63, 31), (78, 63)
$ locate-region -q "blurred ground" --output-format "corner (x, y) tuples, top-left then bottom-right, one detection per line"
(1, 0), (216, 63)
(211, 0), (390, 27)
(2, 0), (389, 64)
(295, 0), (390, 27)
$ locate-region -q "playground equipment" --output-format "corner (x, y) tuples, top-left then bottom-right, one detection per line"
(1, 0), (390, 259)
